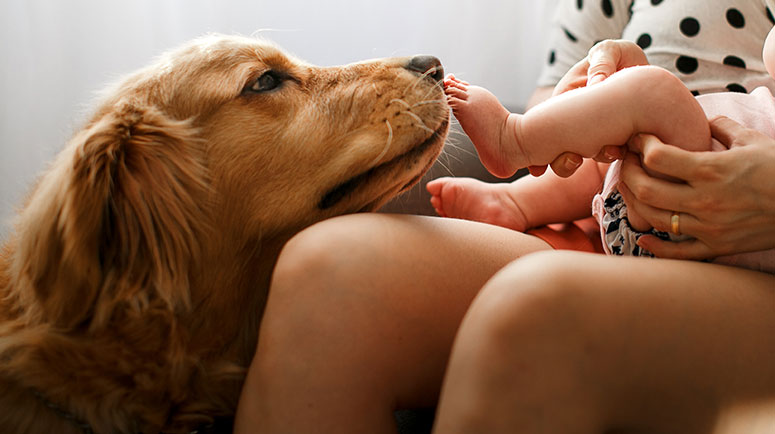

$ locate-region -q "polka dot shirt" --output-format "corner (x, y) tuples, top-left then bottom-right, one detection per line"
(537, 0), (775, 95)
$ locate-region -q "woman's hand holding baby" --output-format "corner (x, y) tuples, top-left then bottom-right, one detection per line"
(540, 40), (775, 260)
(620, 117), (775, 260)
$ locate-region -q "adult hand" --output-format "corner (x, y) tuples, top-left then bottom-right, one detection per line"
(529, 40), (649, 177)
(619, 117), (775, 260)
(527, 147), (623, 177)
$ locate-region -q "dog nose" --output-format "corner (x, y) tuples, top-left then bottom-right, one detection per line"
(405, 55), (444, 82)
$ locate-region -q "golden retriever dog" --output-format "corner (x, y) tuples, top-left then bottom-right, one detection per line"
(0, 34), (449, 433)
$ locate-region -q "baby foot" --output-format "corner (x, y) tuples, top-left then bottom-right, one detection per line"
(444, 74), (527, 177)
(427, 177), (528, 232)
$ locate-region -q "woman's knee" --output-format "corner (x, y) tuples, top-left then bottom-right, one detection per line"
(265, 215), (423, 347)
(467, 251), (591, 336)
(439, 251), (615, 429)
(261, 218), (377, 347)
(271, 216), (375, 297)
(457, 250), (617, 378)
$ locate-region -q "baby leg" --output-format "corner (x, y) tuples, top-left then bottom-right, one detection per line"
(426, 177), (529, 231)
(526, 66), (710, 232)
(446, 67), (710, 182)
(445, 75), (527, 178)
(428, 159), (607, 233)
(520, 65), (711, 160)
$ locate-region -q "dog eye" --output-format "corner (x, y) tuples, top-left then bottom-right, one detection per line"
(246, 71), (283, 93)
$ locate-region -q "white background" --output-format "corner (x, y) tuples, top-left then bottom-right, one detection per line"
(0, 0), (559, 239)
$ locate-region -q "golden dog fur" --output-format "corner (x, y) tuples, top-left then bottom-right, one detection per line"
(0, 34), (448, 433)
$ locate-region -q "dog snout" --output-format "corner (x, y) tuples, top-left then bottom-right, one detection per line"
(405, 55), (444, 82)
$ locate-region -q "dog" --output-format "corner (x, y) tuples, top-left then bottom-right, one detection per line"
(0, 34), (449, 433)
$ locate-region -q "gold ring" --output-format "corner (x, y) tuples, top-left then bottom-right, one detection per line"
(670, 212), (681, 236)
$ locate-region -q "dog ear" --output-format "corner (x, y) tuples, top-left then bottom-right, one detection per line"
(13, 102), (210, 329)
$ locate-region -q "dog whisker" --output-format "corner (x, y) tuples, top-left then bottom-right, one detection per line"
(442, 144), (468, 158)
(389, 98), (412, 110)
(411, 99), (446, 108)
(411, 66), (442, 92)
(437, 134), (476, 160)
(449, 143), (477, 159)
(399, 110), (435, 135)
(416, 124), (437, 135)
(442, 134), (462, 145)
(405, 77), (422, 94)
(421, 80), (445, 100)
(440, 148), (464, 165)
(434, 156), (455, 177)
(405, 66), (442, 94)
(368, 120), (393, 167)
(397, 109), (422, 124)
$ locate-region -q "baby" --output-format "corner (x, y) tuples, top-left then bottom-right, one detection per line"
(429, 32), (775, 267)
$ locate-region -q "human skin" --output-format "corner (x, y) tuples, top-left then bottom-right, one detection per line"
(234, 34), (775, 434)
(424, 41), (643, 231)
(235, 213), (775, 434)
(438, 62), (710, 232)
(428, 28), (775, 434)
(233, 214), (553, 433)
(444, 65), (710, 180)
(433, 34), (775, 248)
(428, 158), (607, 232)
(621, 119), (775, 260)
(233, 109), (775, 434)
(433, 250), (775, 433)
(529, 40), (649, 177)
(616, 26), (775, 260)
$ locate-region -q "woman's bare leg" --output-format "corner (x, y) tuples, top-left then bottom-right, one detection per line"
(234, 214), (552, 434)
(434, 251), (775, 434)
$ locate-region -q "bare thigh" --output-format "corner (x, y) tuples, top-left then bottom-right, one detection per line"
(436, 251), (775, 434)
(235, 214), (552, 434)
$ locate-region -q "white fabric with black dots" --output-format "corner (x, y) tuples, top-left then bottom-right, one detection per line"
(538, 0), (775, 95)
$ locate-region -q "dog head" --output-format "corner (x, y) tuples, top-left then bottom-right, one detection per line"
(10, 34), (449, 327)
(1, 35), (448, 432)
(167, 36), (450, 235)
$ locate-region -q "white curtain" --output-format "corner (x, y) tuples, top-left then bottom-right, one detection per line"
(0, 0), (558, 238)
